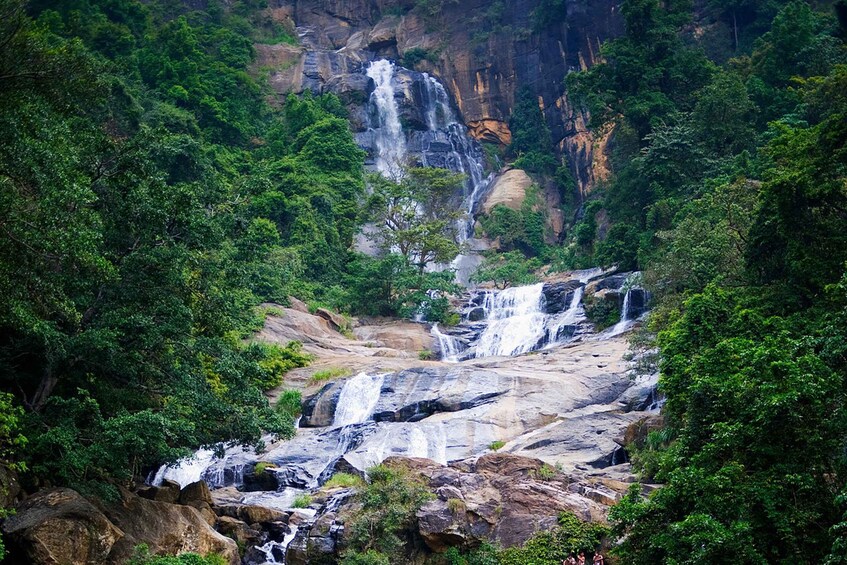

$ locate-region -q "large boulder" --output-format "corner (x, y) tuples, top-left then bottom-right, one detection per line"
(482, 169), (534, 214)
(542, 281), (584, 314)
(179, 480), (213, 506)
(398, 454), (615, 551)
(102, 488), (240, 564)
(353, 320), (434, 352)
(3, 488), (124, 564)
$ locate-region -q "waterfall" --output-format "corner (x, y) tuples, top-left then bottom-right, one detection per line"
(607, 280), (635, 337)
(472, 284), (549, 358)
(432, 323), (463, 362)
(332, 372), (385, 427)
(152, 448), (217, 488)
(367, 60), (407, 178)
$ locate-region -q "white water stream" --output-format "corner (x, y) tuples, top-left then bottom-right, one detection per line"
(367, 60), (407, 178)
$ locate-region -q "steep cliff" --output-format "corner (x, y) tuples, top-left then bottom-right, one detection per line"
(256, 0), (622, 195)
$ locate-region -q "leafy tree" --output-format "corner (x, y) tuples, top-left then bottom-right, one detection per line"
(471, 251), (542, 289)
(508, 88), (557, 174)
(365, 167), (464, 270)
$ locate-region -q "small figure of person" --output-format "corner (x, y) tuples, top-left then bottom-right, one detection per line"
(577, 551), (586, 565)
(593, 552), (605, 565)
(564, 554), (577, 565)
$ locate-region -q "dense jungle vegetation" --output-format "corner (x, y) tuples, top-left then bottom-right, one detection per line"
(562, 0), (847, 562)
(1, 0), (847, 562)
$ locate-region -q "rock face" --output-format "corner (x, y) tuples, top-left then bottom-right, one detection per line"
(3, 488), (124, 565)
(3, 487), (240, 565)
(482, 168), (534, 213)
(258, 0), (624, 195)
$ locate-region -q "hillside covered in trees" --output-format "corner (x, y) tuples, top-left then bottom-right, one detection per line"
(0, 0), (846, 563)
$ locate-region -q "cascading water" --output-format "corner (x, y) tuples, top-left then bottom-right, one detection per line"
(606, 276), (639, 337)
(152, 448), (217, 488)
(332, 372), (385, 427)
(472, 284), (549, 358)
(431, 323), (463, 362)
(367, 60), (407, 178)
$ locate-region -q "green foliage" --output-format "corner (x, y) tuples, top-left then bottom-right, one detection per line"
(497, 512), (608, 564)
(323, 472), (365, 490)
(292, 494), (313, 508)
(508, 88), (557, 174)
(343, 464), (434, 563)
(254, 461), (275, 474)
(582, 293), (621, 331)
(471, 251), (541, 289)
(401, 47), (439, 68)
(341, 550), (391, 565)
(478, 187), (547, 257)
(418, 350), (436, 361)
(0, 0), (361, 495)
(445, 542), (500, 565)
(309, 367), (353, 385)
(488, 440), (506, 451)
(128, 545), (227, 565)
(447, 498), (467, 514)
(275, 389), (302, 422)
(245, 341), (313, 391)
(365, 167), (465, 270)
(565, 1), (847, 560)
(343, 253), (459, 322)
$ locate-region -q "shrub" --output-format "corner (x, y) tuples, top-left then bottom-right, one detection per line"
(309, 367), (352, 385)
(419, 349), (436, 361)
(276, 389), (302, 418)
(323, 473), (365, 489)
(535, 464), (556, 481)
(489, 440), (506, 451)
(128, 545), (227, 565)
(341, 550), (391, 565)
(292, 494), (313, 508)
(245, 341), (314, 391)
(447, 498), (467, 514)
(343, 464), (434, 561)
(254, 461), (278, 474)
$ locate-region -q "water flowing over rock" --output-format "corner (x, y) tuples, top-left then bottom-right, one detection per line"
(366, 60), (407, 178)
(434, 268), (606, 361)
(357, 58), (495, 283)
(145, 270), (653, 563)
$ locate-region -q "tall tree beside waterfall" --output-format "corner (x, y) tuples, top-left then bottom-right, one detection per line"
(364, 167), (465, 271)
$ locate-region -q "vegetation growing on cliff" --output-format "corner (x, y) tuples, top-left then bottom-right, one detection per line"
(564, 0), (847, 561)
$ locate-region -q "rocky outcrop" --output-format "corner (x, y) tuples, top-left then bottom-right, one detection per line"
(258, 0), (624, 194)
(353, 318), (434, 351)
(542, 280), (584, 314)
(3, 488), (124, 565)
(3, 487), (240, 565)
(482, 168), (534, 213)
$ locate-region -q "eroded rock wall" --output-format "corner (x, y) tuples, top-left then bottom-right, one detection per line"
(258, 0), (623, 195)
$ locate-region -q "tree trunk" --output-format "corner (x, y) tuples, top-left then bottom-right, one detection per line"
(31, 367), (57, 411)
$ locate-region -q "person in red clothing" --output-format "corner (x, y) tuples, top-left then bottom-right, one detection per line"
(577, 551), (586, 565)
(593, 552), (605, 565)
